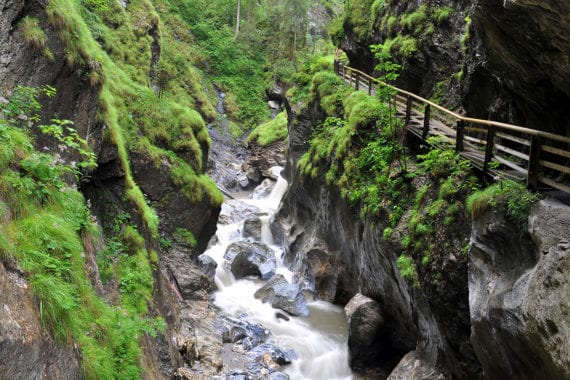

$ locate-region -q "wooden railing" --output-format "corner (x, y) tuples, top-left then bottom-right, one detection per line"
(333, 59), (570, 194)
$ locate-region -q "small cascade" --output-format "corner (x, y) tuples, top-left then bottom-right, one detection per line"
(202, 167), (353, 379)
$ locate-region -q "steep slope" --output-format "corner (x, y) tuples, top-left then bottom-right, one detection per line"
(1, 0), (224, 376)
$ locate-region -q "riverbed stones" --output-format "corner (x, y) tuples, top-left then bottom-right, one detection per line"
(254, 274), (309, 317)
(225, 241), (276, 280)
(251, 178), (275, 200)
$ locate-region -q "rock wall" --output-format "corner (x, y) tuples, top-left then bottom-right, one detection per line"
(274, 96), (481, 378)
(469, 199), (570, 379)
(340, 0), (570, 134)
(0, 259), (82, 380)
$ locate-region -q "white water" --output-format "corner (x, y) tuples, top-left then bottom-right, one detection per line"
(203, 167), (353, 379)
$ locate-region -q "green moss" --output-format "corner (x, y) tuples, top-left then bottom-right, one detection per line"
(467, 180), (541, 229)
(344, 0), (375, 40)
(400, 8), (427, 33)
(432, 6), (454, 25)
(18, 17), (52, 59)
(247, 111), (288, 146)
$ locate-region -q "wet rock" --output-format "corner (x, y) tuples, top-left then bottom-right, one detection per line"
(387, 351), (446, 379)
(251, 179), (276, 200)
(344, 293), (385, 368)
(268, 372), (289, 380)
(197, 254), (217, 283)
(469, 199), (570, 379)
(254, 274), (309, 317)
(247, 343), (296, 366)
(166, 245), (212, 301)
(237, 173), (250, 189)
(243, 216), (263, 241)
(226, 241), (276, 280)
(220, 315), (269, 349)
(219, 200), (260, 225)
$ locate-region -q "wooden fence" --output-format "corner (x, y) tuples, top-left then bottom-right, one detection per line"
(334, 59), (570, 194)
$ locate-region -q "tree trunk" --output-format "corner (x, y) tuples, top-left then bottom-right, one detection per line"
(234, 0), (241, 40)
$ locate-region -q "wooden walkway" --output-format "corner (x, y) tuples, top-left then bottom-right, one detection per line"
(334, 59), (570, 194)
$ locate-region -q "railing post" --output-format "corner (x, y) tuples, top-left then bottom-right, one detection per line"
(334, 60), (339, 74)
(456, 120), (465, 152)
(405, 96), (412, 125)
(526, 135), (542, 190)
(355, 72), (360, 90)
(483, 126), (495, 173)
(422, 104), (431, 140)
(342, 65), (346, 82)
(368, 78), (372, 95)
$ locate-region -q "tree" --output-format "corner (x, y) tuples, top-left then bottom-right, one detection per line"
(234, 0), (241, 39)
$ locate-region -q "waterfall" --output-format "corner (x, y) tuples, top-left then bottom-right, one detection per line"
(202, 166), (353, 379)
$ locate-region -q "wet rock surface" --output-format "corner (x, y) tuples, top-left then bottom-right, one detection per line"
(225, 241), (276, 281)
(254, 274), (309, 317)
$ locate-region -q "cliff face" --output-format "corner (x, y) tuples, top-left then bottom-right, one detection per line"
(275, 95), (480, 378)
(276, 81), (569, 378)
(0, 0), (222, 376)
(469, 199), (570, 379)
(340, 0), (570, 134)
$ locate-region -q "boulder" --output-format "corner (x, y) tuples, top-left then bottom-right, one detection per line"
(344, 293), (385, 367)
(251, 178), (276, 200)
(243, 216), (263, 241)
(254, 275), (309, 317)
(196, 254), (217, 283)
(387, 351), (446, 379)
(219, 200), (260, 225)
(225, 241), (276, 280)
(247, 343), (296, 366)
(220, 315), (268, 349)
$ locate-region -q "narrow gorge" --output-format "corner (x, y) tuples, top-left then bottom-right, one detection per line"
(1, 0), (568, 379)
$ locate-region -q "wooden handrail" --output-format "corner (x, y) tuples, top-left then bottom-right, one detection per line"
(337, 63), (570, 144)
(334, 59), (570, 194)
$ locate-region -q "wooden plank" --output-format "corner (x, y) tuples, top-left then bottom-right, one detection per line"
(495, 155), (527, 175)
(496, 132), (531, 146)
(540, 160), (570, 174)
(464, 135), (487, 145)
(541, 144), (570, 159)
(495, 143), (530, 161)
(538, 176), (570, 193)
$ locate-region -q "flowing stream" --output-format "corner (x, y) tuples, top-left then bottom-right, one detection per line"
(203, 167), (354, 379)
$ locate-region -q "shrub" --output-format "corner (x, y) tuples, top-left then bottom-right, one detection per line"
(247, 111), (288, 146)
(467, 180), (541, 229)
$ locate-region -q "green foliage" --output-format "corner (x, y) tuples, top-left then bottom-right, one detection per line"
(467, 180), (541, 229)
(417, 137), (471, 178)
(248, 111), (288, 146)
(0, 87), (162, 377)
(175, 227), (197, 247)
(371, 0), (385, 20)
(378, 34), (418, 58)
(18, 17), (53, 59)
(344, 0), (375, 39)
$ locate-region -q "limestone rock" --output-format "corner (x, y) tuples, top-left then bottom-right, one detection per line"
(243, 216), (263, 241)
(251, 178), (276, 200)
(387, 351), (446, 380)
(197, 254), (217, 284)
(254, 274), (309, 317)
(469, 199), (570, 379)
(225, 241), (276, 280)
(345, 293), (385, 366)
